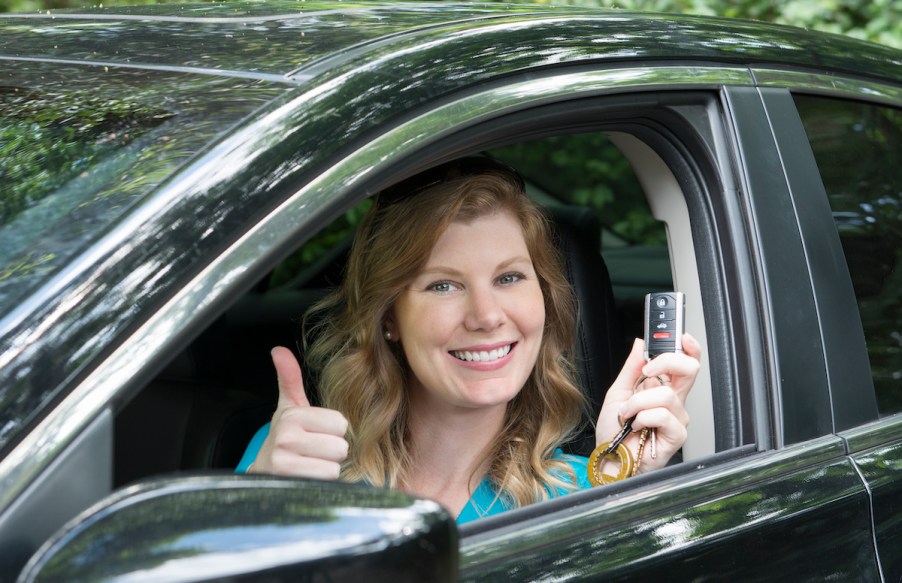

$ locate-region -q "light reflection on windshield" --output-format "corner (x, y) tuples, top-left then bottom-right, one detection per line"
(0, 63), (286, 318)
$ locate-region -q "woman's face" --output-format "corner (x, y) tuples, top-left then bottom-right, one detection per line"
(391, 210), (545, 414)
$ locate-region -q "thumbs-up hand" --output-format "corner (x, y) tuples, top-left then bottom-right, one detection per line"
(249, 346), (349, 480)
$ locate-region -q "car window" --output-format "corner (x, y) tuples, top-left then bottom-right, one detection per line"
(267, 133), (670, 350)
(491, 133), (672, 340)
(794, 95), (902, 416)
(120, 130), (682, 487)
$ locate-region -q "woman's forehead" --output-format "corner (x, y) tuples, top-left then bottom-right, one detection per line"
(421, 211), (532, 268)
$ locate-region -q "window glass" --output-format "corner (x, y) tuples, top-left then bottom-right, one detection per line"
(795, 95), (902, 415)
(0, 62), (285, 318)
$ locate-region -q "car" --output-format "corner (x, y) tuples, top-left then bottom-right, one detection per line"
(1, 1), (901, 580)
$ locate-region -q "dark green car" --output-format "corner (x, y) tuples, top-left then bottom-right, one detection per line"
(2, 2), (902, 580)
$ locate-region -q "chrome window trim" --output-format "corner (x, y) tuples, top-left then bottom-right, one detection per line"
(0, 65), (753, 515)
(753, 68), (902, 106)
(841, 413), (902, 453)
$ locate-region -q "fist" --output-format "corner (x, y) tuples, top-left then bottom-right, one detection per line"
(249, 347), (349, 480)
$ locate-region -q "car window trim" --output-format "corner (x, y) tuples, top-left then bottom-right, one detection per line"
(722, 85), (832, 447)
(753, 68), (902, 109)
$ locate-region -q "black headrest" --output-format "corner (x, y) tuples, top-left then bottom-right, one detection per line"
(547, 205), (622, 456)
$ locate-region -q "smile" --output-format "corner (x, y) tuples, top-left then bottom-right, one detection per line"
(451, 344), (513, 363)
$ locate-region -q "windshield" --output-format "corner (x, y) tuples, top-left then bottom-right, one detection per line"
(0, 61), (286, 318)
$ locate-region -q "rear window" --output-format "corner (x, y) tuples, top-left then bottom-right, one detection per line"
(795, 94), (902, 416)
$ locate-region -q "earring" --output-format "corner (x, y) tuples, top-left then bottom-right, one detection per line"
(384, 330), (393, 341)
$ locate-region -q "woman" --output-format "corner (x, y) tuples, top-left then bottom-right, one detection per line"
(237, 157), (701, 523)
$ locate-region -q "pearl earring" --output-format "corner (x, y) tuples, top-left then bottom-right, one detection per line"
(384, 330), (393, 340)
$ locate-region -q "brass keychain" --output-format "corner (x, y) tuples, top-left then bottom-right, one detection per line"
(587, 375), (664, 487)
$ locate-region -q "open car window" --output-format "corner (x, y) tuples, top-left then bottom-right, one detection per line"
(115, 108), (724, 494)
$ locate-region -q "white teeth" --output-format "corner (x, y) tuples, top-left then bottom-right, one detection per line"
(452, 344), (511, 362)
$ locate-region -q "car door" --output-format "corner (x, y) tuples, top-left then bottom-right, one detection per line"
(780, 81), (902, 582)
(15, 63), (881, 581)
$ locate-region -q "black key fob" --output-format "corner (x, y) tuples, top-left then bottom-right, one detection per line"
(644, 291), (685, 360)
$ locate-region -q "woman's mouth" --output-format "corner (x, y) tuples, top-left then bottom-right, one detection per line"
(450, 343), (513, 363)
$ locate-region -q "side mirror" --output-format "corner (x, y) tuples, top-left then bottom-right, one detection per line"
(18, 474), (458, 582)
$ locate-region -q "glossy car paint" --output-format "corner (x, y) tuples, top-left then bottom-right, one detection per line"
(1, 2), (901, 580)
(19, 476), (457, 582)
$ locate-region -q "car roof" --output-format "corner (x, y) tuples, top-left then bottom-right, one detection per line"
(1, 1), (900, 86)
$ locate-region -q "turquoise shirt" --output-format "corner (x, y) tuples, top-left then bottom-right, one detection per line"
(236, 423), (590, 524)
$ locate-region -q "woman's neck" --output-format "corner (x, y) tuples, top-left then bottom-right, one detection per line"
(402, 397), (507, 517)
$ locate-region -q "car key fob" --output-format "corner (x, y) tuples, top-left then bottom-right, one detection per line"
(644, 291), (685, 360)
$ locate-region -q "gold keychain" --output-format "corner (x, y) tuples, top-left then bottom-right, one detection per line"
(587, 375), (663, 487)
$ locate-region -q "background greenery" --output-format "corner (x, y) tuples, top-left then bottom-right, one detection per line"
(1, 0), (900, 49)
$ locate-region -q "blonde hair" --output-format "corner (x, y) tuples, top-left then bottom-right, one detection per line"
(305, 162), (587, 508)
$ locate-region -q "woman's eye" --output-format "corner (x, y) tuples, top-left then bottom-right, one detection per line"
(498, 272), (524, 285)
(428, 281), (456, 293)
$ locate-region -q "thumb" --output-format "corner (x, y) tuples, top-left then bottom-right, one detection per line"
(271, 346), (311, 408)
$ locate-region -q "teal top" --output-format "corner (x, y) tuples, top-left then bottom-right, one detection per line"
(237, 423), (591, 524)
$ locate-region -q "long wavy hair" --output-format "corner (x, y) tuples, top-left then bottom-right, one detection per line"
(304, 159), (587, 509)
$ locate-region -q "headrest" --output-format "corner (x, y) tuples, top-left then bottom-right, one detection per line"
(547, 205), (622, 456)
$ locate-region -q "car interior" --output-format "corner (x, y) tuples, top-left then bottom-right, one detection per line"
(113, 126), (718, 493)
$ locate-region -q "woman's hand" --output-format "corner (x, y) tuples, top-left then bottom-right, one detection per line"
(248, 346), (349, 479)
(595, 334), (701, 474)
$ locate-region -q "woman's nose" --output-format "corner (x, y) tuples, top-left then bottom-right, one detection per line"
(464, 286), (504, 331)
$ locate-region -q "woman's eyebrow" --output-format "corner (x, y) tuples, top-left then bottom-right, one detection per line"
(418, 256), (533, 277)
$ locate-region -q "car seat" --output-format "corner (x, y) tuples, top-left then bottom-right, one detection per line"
(547, 204), (623, 456)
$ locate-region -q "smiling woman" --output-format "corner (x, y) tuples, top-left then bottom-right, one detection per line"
(237, 157), (701, 523)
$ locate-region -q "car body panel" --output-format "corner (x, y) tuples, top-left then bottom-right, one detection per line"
(722, 85), (834, 446)
(843, 415), (902, 582)
(0, 64), (754, 520)
(459, 438), (876, 581)
(2, 3), (901, 85)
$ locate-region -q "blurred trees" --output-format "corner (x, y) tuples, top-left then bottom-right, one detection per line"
(1, 0), (899, 49)
(512, 0), (902, 49)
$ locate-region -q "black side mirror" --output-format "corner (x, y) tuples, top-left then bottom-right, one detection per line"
(18, 474), (458, 582)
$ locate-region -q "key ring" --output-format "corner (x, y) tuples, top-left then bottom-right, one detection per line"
(587, 374), (666, 487)
(587, 441), (634, 486)
(633, 373), (667, 393)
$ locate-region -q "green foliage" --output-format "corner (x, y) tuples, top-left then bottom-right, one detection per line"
(268, 200), (372, 288)
(0, 0), (197, 11)
(491, 134), (666, 245)
(0, 0), (898, 50)
(484, 0), (902, 49)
